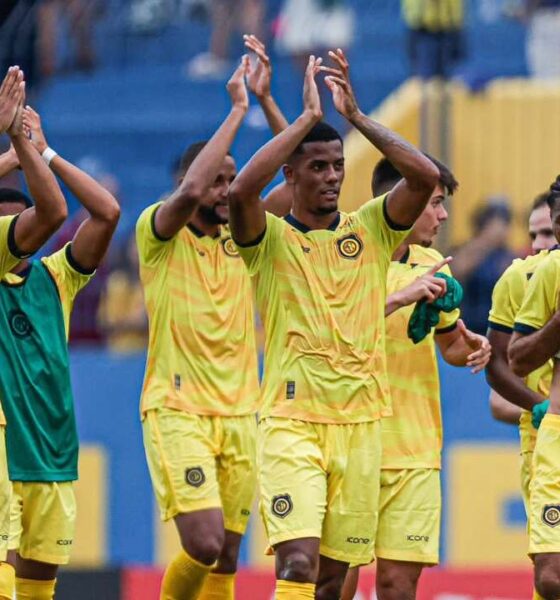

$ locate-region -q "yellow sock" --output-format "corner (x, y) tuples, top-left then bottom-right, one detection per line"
(275, 580), (316, 599)
(0, 562), (15, 600)
(16, 577), (56, 600)
(198, 573), (235, 599)
(532, 590), (546, 600)
(160, 549), (213, 600)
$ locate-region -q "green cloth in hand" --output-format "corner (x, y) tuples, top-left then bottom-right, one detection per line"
(532, 400), (550, 429)
(407, 273), (463, 344)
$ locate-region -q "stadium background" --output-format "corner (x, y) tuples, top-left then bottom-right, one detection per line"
(1, 0), (560, 597)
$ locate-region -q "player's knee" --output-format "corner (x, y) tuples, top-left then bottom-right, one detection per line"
(181, 529), (225, 565)
(215, 538), (241, 573)
(376, 566), (419, 600)
(535, 560), (560, 600)
(278, 551), (317, 583)
(316, 576), (346, 600)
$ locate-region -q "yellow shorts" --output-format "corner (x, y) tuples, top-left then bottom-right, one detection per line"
(0, 427), (11, 562)
(520, 451), (534, 518)
(143, 408), (257, 534)
(9, 481), (76, 565)
(529, 414), (560, 555)
(259, 417), (381, 566)
(375, 468), (440, 565)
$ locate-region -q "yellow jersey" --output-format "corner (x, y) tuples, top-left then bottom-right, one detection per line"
(136, 202), (259, 417)
(489, 251), (553, 453)
(236, 195), (409, 424)
(381, 245), (459, 469)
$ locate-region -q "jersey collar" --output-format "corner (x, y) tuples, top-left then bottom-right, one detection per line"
(187, 223), (220, 239)
(284, 212), (341, 233)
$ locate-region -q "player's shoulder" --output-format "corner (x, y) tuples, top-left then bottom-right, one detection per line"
(531, 247), (560, 278)
(136, 201), (163, 233)
(408, 245), (444, 266)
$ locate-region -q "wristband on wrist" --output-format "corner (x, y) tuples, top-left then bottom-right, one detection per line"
(41, 147), (57, 166)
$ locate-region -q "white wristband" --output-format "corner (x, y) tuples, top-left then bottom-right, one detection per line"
(41, 147), (57, 166)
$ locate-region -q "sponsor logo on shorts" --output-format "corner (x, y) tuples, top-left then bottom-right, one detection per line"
(185, 467), (205, 488)
(222, 238), (239, 258)
(271, 494), (293, 518)
(346, 537), (370, 544)
(407, 534), (430, 542)
(56, 539), (73, 546)
(9, 310), (33, 338)
(336, 234), (363, 260)
(542, 504), (560, 527)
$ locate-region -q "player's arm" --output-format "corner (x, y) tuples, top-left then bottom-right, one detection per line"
(23, 106), (120, 272)
(155, 58), (250, 240)
(262, 182), (293, 217)
(228, 56), (323, 245)
(8, 101), (67, 256)
(489, 390), (523, 425)
(436, 319), (491, 374)
(485, 328), (543, 411)
(244, 34), (289, 135)
(509, 318), (560, 377)
(323, 49), (439, 226)
(0, 146), (18, 178)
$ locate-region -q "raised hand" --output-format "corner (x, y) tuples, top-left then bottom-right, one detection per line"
(227, 55), (250, 111)
(303, 55), (323, 121)
(0, 67), (25, 134)
(323, 48), (359, 121)
(244, 34), (272, 99)
(7, 82), (26, 138)
(22, 106), (48, 154)
(457, 319), (492, 374)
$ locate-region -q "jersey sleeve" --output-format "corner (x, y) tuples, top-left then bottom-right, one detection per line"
(0, 215), (22, 276)
(136, 202), (174, 267)
(356, 194), (411, 257)
(235, 212), (283, 275)
(514, 258), (559, 334)
(435, 259), (460, 333)
(488, 263), (522, 333)
(41, 244), (95, 334)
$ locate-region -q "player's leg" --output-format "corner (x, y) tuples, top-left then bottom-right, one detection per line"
(0, 426), (14, 600)
(529, 414), (560, 599)
(318, 420), (382, 600)
(143, 408), (225, 599)
(198, 415), (257, 599)
(259, 417), (326, 597)
(374, 469), (441, 600)
(8, 481), (76, 600)
(340, 566), (359, 600)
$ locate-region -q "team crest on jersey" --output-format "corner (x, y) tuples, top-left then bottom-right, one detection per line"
(272, 494), (293, 518)
(542, 505), (560, 527)
(336, 234), (363, 259)
(185, 467), (205, 488)
(222, 237), (239, 258)
(9, 310), (32, 338)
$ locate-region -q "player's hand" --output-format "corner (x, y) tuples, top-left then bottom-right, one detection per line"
(244, 34), (272, 99)
(323, 49), (359, 121)
(7, 84), (26, 138)
(394, 256), (452, 307)
(303, 55), (323, 121)
(22, 106), (48, 154)
(227, 56), (250, 112)
(0, 67), (24, 134)
(457, 319), (491, 374)
(532, 399), (550, 429)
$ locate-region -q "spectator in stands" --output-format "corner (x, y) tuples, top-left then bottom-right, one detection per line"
(451, 198), (516, 335)
(98, 232), (148, 353)
(187, 0), (264, 78)
(401, 0), (465, 79)
(524, 0), (560, 79)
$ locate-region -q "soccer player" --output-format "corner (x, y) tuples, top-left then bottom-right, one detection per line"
(137, 59), (260, 600)
(0, 106), (120, 600)
(0, 69), (69, 600)
(228, 48), (442, 598)
(508, 182), (560, 599)
(342, 158), (491, 600)
(485, 193), (556, 525)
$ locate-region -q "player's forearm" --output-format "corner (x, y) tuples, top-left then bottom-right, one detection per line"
(485, 356), (543, 411)
(50, 155), (120, 225)
(348, 110), (439, 192)
(230, 110), (319, 201)
(0, 148), (18, 178)
(10, 134), (67, 226)
(258, 94), (289, 135)
(489, 390), (523, 425)
(509, 319), (560, 377)
(385, 290), (410, 317)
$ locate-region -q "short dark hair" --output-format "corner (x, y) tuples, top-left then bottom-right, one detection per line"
(290, 122), (343, 159)
(532, 192), (550, 212)
(0, 188), (32, 208)
(371, 155), (459, 197)
(175, 141), (232, 180)
(547, 176), (560, 210)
